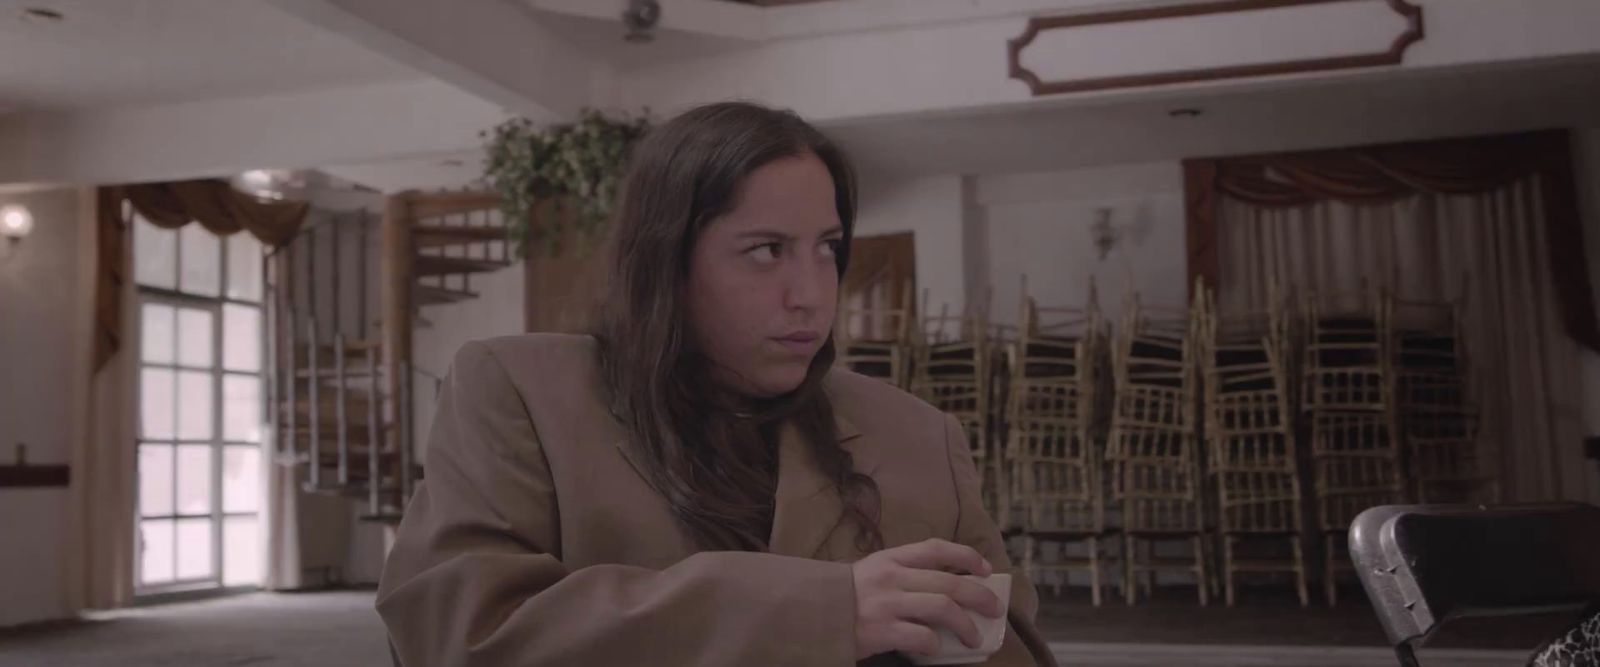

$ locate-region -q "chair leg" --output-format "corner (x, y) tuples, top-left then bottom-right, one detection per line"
(1140, 540), (1154, 599)
(1292, 535), (1309, 608)
(1052, 551), (1063, 598)
(1123, 534), (1137, 605)
(1022, 535), (1036, 587)
(1395, 642), (1422, 667)
(1120, 534), (1132, 601)
(1324, 533), (1338, 607)
(1089, 536), (1103, 608)
(1206, 533), (1220, 599)
(1224, 535), (1237, 608)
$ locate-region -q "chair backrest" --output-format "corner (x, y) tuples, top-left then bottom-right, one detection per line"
(1350, 503), (1600, 664)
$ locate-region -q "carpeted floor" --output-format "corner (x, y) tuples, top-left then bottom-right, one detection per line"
(0, 591), (390, 667)
(1036, 582), (1585, 650)
(0, 587), (1566, 666)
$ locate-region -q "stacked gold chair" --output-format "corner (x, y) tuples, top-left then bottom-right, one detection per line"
(1006, 281), (1114, 605)
(835, 282), (915, 389)
(986, 318), (1020, 538)
(1108, 293), (1209, 605)
(1196, 281), (1309, 607)
(1301, 288), (1404, 606)
(911, 295), (997, 518)
(1390, 295), (1498, 505)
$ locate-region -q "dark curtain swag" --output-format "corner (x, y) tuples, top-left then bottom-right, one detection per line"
(93, 179), (310, 371)
(1183, 129), (1599, 352)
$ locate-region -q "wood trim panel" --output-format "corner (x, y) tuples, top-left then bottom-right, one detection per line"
(0, 465), (70, 488)
(1007, 0), (1424, 97)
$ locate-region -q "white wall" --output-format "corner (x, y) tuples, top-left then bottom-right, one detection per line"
(0, 187), (91, 627)
(851, 163), (1190, 329)
(856, 175), (967, 317)
(977, 162), (1187, 327)
(410, 261), (526, 463)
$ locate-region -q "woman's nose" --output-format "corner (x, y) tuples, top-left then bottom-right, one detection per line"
(783, 252), (830, 311)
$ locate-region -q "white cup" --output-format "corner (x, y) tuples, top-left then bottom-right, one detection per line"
(905, 573), (1011, 665)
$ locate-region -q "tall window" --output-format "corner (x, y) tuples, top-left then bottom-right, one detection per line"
(133, 216), (265, 593)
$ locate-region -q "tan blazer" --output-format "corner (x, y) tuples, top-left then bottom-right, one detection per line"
(377, 334), (1057, 667)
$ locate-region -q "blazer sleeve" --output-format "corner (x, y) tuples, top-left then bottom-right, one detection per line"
(376, 341), (858, 667)
(943, 414), (1059, 667)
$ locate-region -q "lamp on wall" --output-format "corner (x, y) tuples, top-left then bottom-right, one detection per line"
(0, 203), (33, 259)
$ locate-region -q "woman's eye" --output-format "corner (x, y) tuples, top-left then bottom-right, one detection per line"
(820, 238), (842, 258)
(747, 242), (782, 262)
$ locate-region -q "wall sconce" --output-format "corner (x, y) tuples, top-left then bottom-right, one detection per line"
(0, 204), (33, 259)
(1090, 207), (1120, 261)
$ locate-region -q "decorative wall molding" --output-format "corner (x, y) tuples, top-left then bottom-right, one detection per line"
(1008, 0), (1424, 97)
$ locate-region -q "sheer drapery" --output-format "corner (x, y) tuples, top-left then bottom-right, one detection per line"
(1218, 180), (1600, 503)
(1186, 130), (1598, 352)
(94, 181), (309, 371)
(66, 189), (138, 612)
(74, 183), (310, 607)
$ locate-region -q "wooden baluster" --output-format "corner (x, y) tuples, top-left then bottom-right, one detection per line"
(307, 318), (320, 491)
(366, 344), (383, 517)
(335, 332), (349, 487)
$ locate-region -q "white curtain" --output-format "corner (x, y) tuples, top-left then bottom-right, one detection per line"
(264, 251), (303, 591)
(66, 190), (137, 612)
(1219, 177), (1600, 504)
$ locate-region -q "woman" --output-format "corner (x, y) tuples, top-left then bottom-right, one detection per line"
(377, 102), (1056, 666)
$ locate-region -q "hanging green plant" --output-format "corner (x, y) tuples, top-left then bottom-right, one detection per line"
(482, 108), (651, 256)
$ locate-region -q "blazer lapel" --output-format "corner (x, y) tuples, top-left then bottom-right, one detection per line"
(768, 412), (877, 560)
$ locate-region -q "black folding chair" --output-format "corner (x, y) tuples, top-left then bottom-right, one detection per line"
(1350, 503), (1600, 666)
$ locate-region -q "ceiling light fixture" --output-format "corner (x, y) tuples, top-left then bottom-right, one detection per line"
(19, 7), (64, 23)
(622, 0), (661, 43)
(1169, 108), (1204, 119)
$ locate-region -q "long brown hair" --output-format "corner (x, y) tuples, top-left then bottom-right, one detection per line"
(593, 102), (882, 553)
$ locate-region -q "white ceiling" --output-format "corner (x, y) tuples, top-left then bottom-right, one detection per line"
(828, 57), (1600, 180)
(322, 56), (1600, 193)
(520, 9), (755, 69)
(0, 0), (419, 112)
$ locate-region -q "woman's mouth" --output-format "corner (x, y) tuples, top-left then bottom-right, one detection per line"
(773, 331), (820, 353)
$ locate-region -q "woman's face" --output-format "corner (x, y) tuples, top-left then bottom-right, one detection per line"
(687, 152), (843, 399)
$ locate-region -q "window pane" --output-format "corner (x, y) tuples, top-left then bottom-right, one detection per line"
(223, 446), (261, 514)
(138, 444), (174, 518)
(140, 369), (175, 440)
(175, 518), (214, 580)
(134, 218), (177, 290)
(175, 444), (212, 516)
(176, 308), (214, 368)
(223, 515), (261, 587)
(179, 225), (221, 297)
(141, 303), (175, 364)
(222, 375), (262, 443)
(176, 371), (213, 440)
(140, 519), (175, 585)
(222, 304), (261, 372)
(227, 233), (263, 302)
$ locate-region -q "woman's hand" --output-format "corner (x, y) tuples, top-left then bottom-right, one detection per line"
(850, 538), (1006, 660)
